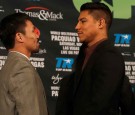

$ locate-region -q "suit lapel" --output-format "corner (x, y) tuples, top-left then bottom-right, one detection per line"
(73, 44), (86, 95)
(73, 40), (111, 96)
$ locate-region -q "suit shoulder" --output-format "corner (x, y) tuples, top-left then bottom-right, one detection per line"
(96, 40), (123, 57)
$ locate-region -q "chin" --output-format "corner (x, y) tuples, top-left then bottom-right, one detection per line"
(79, 39), (84, 43)
(78, 37), (85, 43)
(32, 48), (39, 53)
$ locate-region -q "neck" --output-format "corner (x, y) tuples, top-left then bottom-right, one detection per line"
(9, 48), (31, 58)
(87, 32), (108, 47)
(88, 38), (107, 47)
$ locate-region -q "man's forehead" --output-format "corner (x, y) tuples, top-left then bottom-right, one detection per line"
(78, 11), (91, 20)
(25, 20), (34, 26)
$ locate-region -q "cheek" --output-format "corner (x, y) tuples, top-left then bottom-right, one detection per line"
(87, 24), (97, 32)
(83, 24), (92, 31)
(27, 37), (36, 46)
(30, 35), (37, 42)
(30, 39), (37, 46)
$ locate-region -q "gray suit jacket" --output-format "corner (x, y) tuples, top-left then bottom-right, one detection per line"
(0, 52), (48, 115)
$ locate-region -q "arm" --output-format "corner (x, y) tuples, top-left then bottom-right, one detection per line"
(87, 51), (125, 114)
(55, 73), (74, 115)
(8, 61), (41, 115)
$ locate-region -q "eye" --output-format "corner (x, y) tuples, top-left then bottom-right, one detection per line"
(81, 20), (87, 23)
(31, 28), (35, 33)
(32, 26), (36, 33)
(32, 29), (35, 33)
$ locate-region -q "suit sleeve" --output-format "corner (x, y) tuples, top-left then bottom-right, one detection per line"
(55, 73), (74, 115)
(8, 61), (41, 115)
(87, 51), (125, 114)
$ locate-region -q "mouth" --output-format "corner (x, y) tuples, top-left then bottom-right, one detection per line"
(38, 40), (41, 44)
(77, 33), (83, 37)
(77, 31), (83, 35)
(36, 39), (41, 44)
(36, 41), (40, 47)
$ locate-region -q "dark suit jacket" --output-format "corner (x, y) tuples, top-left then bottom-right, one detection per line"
(0, 52), (48, 115)
(56, 40), (135, 115)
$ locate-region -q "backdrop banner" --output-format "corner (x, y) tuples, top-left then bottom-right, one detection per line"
(0, 0), (135, 115)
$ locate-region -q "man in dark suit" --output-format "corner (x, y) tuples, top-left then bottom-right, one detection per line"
(56, 2), (135, 115)
(0, 13), (48, 115)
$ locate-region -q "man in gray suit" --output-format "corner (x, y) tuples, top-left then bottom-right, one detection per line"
(0, 13), (48, 115)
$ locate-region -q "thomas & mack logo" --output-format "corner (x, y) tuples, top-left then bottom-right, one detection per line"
(15, 6), (63, 21)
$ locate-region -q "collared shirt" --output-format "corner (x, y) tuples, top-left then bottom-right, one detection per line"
(82, 39), (107, 70)
(9, 51), (29, 60)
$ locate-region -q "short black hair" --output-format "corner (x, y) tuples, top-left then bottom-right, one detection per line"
(0, 13), (31, 50)
(80, 2), (112, 29)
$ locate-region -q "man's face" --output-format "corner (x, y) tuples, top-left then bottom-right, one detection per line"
(23, 20), (40, 53)
(75, 10), (99, 43)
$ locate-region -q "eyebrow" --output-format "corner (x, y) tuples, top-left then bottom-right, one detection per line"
(33, 26), (36, 30)
(32, 26), (36, 31)
(78, 17), (87, 21)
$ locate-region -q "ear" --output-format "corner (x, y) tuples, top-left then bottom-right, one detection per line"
(15, 33), (24, 43)
(98, 18), (106, 29)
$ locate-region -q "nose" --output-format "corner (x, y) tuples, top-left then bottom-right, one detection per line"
(34, 27), (40, 38)
(75, 22), (80, 30)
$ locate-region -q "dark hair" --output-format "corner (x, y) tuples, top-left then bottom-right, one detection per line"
(0, 13), (31, 50)
(80, 2), (112, 29)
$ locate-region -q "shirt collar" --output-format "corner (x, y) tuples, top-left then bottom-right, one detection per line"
(9, 51), (29, 60)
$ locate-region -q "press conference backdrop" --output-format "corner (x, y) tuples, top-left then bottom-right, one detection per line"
(0, 0), (135, 115)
